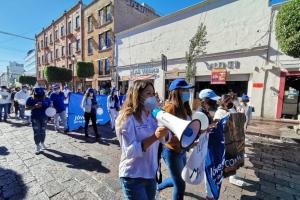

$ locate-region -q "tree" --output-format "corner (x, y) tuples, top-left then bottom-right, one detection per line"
(44, 66), (72, 84)
(185, 23), (209, 83)
(76, 62), (95, 90)
(18, 76), (37, 86)
(275, 0), (300, 58)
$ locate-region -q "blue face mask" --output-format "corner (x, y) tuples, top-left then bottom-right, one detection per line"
(181, 92), (190, 103)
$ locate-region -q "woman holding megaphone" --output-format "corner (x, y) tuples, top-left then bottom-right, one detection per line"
(157, 79), (195, 200)
(116, 80), (169, 200)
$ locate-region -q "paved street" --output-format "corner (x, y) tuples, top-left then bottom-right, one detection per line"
(0, 119), (300, 200)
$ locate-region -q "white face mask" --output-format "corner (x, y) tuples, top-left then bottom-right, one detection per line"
(143, 96), (157, 112)
(55, 89), (60, 94)
(23, 89), (28, 92)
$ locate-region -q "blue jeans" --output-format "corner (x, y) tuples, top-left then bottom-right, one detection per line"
(158, 147), (186, 200)
(0, 104), (8, 121)
(19, 105), (25, 119)
(120, 177), (156, 200)
(32, 118), (48, 145)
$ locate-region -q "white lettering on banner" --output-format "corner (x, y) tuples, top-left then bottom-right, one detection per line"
(224, 154), (244, 167)
(74, 115), (85, 124)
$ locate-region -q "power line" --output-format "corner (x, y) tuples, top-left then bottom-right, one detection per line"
(0, 30), (35, 41)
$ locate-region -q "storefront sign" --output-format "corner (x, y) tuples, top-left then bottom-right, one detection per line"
(209, 61), (240, 70)
(211, 69), (227, 85)
(253, 83), (264, 88)
(130, 64), (159, 76)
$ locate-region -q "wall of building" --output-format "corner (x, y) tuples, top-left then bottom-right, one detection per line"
(24, 50), (36, 77)
(114, 0), (159, 33)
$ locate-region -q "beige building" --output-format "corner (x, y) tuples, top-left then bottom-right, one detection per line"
(83, 0), (159, 89)
(36, 1), (84, 88)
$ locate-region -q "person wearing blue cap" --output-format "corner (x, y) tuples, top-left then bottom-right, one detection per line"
(240, 94), (252, 130)
(198, 88), (220, 200)
(81, 88), (100, 139)
(50, 84), (68, 133)
(107, 87), (120, 131)
(157, 78), (195, 200)
(26, 85), (51, 154)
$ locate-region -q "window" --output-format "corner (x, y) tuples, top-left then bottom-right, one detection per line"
(88, 16), (93, 32)
(68, 21), (72, 34)
(98, 9), (103, 27)
(105, 30), (111, 48)
(45, 37), (48, 46)
(37, 57), (40, 65)
(68, 43), (72, 55)
(50, 51), (53, 62)
(69, 64), (72, 70)
(88, 38), (93, 54)
(98, 60), (103, 75)
(76, 39), (80, 52)
(41, 40), (43, 48)
(42, 55), (44, 64)
(50, 34), (52, 43)
(61, 46), (65, 57)
(99, 33), (104, 50)
(61, 25), (64, 37)
(37, 42), (40, 50)
(106, 5), (112, 22)
(105, 58), (110, 75)
(55, 30), (58, 40)
(76, 16), (80, 29)
(55, 48), (59, 58)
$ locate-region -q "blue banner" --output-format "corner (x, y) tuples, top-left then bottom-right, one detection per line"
(205, 116), (228, 200)
(67, 93), (111, 131)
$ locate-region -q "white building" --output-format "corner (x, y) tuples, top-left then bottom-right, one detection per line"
(115, 0), (300, 119)
(7, 61), (24, 87)
(0, 72), (9, 87)
(24, 49), (36, 77)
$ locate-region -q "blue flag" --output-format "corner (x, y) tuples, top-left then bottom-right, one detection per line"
(205, 116), (228, 200)
(67, 93), (110, 131)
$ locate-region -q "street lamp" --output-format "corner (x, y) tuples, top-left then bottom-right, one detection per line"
(71, 55), (77, 91)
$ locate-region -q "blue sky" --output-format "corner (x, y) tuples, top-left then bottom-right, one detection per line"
(0, 0), (285, 72)
(0, 0), (202, 72)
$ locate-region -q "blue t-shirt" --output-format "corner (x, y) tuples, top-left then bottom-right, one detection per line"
(26, 97), (51, 119)
(50, 92), (66, 113)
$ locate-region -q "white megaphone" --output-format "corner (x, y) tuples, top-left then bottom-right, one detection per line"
(192, 112), (209, 130)
(152, 108), (201, 149)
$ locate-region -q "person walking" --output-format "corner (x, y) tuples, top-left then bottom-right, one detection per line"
(115, 80), (168, 200)
(11, 87), (20, 119)
(15, 85), (30, 123)
(157, 79), (194, 200)
(50, 84), (68, 133)
(81, 88), (100, 139)
(240, 94), (252, 130)
(0, 86), (11, 122)
(26, 85), (51, 154)
(107, 88), (120, 131)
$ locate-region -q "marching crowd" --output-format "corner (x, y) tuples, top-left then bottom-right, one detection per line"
(0, 78), (253, 200)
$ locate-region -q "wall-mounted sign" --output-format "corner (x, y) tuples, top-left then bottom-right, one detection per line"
(253, 83), (264, 88)
(208, 61), (240, 70)
(211, 69), (227, 85)
(130, 64), (159, 76)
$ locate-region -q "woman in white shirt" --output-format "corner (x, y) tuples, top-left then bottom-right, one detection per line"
(116, 80), (168, 200)
(107, 88), (120, 131)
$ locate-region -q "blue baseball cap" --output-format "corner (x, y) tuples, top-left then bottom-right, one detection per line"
(52, 84), (60, 90)
(198, 89), (220, 101)
(241, 94), (250, 101)
(169, 79), (194, 91)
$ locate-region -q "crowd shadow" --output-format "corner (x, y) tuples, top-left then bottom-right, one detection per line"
(0, 146), (9, 156)
(41, 149), (110, 173)
(0, 167), (28, 199)
(184, 192), (205, 200)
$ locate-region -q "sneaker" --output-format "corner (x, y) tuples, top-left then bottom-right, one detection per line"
(40, 143), (47, 150)
(36, 145), (42, 154)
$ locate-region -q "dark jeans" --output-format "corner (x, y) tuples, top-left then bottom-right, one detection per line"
(120, 177), (156, 200)
(8, 103), (11, 114)
(158, 147), (187, 200)
(84, 112), (98, 137)
(32, 118), (47, 145)
(0, 104), (8, 121)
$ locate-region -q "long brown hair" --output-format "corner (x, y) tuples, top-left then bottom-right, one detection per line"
(116, 80), (154, 129)
(167, 89), (192, 119)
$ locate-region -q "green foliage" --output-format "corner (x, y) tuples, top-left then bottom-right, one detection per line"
(18, 76), (37, 86)
(275, 0), (300, 58)
(44, 66), (72, 83)
(185, 23), (209, 83)
(76, 62), (95, 78)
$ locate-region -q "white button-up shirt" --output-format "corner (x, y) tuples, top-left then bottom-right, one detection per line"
(117, 112), (159, 179)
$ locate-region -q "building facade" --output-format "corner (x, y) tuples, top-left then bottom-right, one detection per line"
(24, 49), (36, 77)
(83, 0), (159, 89)
(36, 1), (84, 88)
(115, 0), (300, 119)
